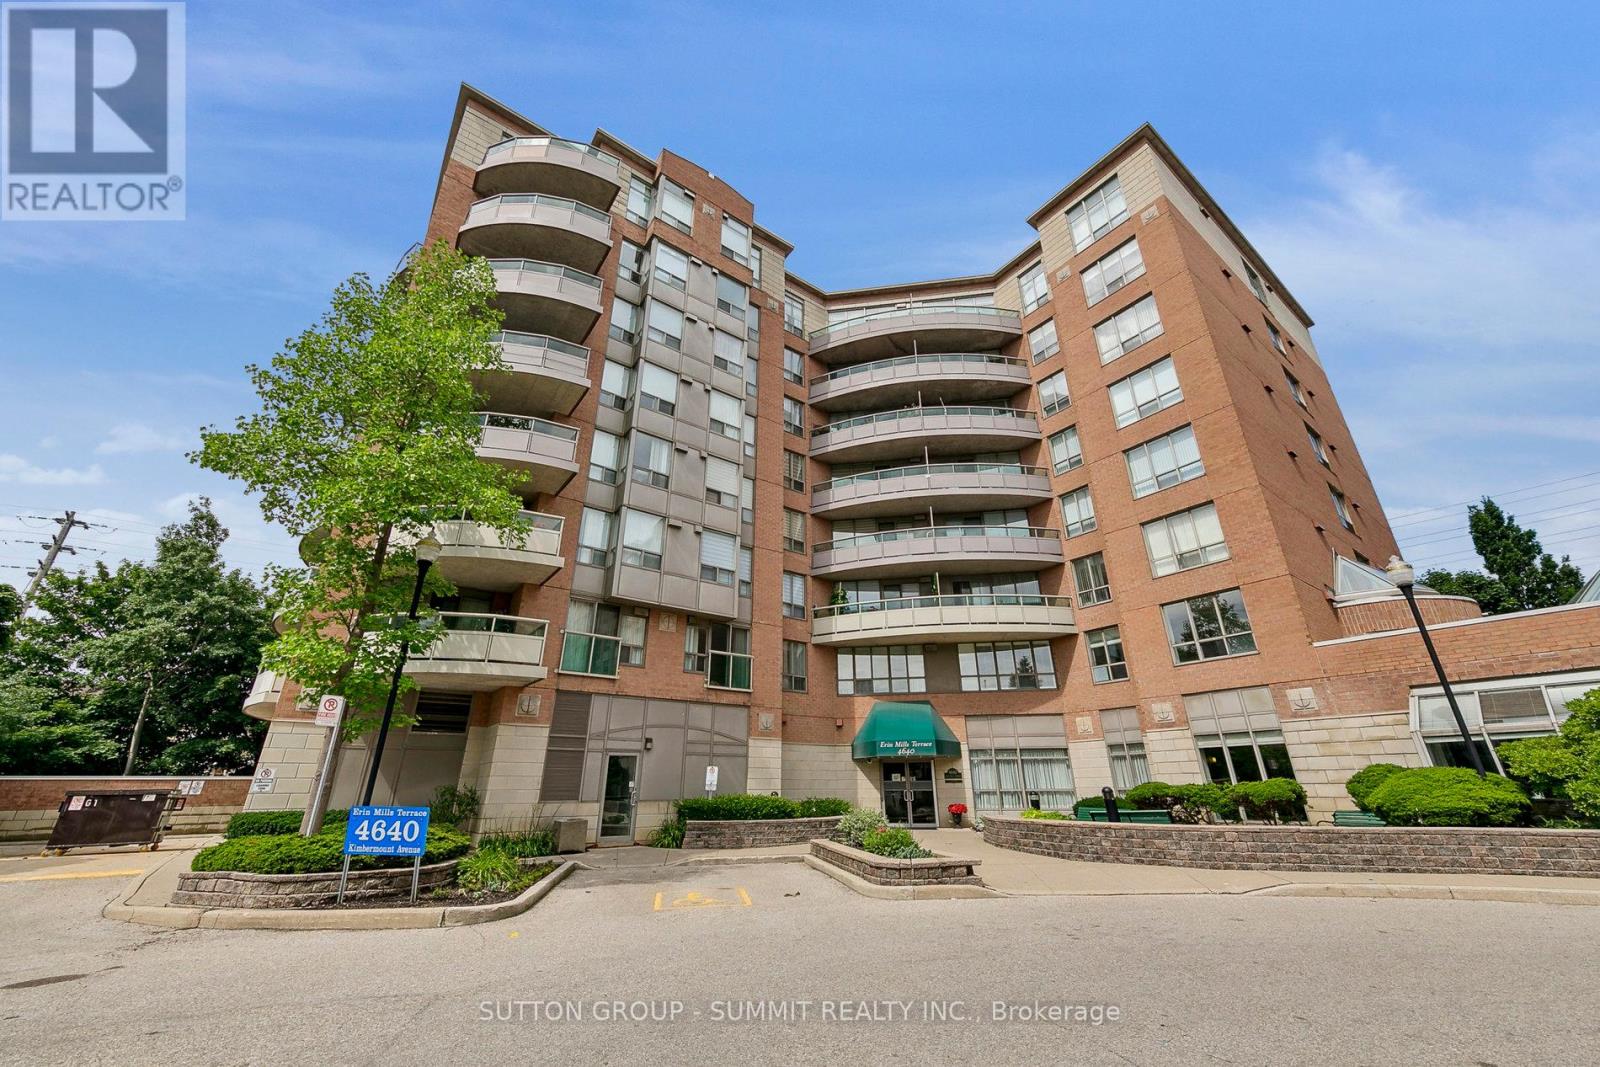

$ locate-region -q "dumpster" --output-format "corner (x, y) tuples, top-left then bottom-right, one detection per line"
(42, 789), (185, 856)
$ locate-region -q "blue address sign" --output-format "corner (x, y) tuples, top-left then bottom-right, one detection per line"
(343, 805), (430, 857)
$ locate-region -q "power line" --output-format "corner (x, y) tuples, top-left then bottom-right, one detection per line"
(1399, 498), (1600, 550)
(1387, 469), (1600, 527)
(19, 511), (89, 610)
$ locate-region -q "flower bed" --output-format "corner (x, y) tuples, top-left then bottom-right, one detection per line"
(809, 839), (982, 886)
(173, 858), (460, 909)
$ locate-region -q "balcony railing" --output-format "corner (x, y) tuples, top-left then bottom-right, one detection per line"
(476, 411), (581, 442)
(487, 257), (603, 290)
(706, 650), (753, 691)
(559, 630), (622, 678)
(407, 612), (549, 674)
(813, 592), (1073, 619)
(816, 524), (1057, 554)
(814, 461), (1047, 497)
(809, 304), (1017, 343)
(811, 405), (1034, 439)
(468, 192), (611, 225)
(810, 352), (1026, 390)
(491, 329), (590, 362)
(483, 136), (620, 169)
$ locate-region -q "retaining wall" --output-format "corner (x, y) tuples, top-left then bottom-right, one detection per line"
(809, 839), (982, 886)
(682, 816), (842, 849)
(172, 859), (458, 909)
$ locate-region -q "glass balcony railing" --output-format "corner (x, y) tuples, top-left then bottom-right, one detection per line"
(811, 405), (1034, 439)
(487, 257), (603, 289)
(814, 461), (1047, 496)
(560, 630), (622, 677)
(434, 612), (547, 636)
(476, 411), (581, 441)
(809, 304), (1018, 342)
(489, 330), (590, 361)
(482, 136), (621, 169)
(810, 352), (1026, 389)
(468, 193), (611, 225)
(706, 650), (753, 691)
(812, 592), (1073, 619)
(815, 524), (1056, 555)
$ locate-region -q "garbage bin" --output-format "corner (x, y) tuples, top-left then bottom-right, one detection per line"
(44, 790), (184, 855)
(552, 817), (588, 854)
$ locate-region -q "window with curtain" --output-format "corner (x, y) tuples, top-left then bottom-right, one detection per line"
(599, 360), (633, 411)
(712, 329), (744, 375)
(630, 431), (671, 488)
(783, 292), (804, 334)
(645, 302), (683, 351)
(783, 347), (804, 384)
(1101, 707), (1150, 791)
(609, 296), (641, 345)
(738, 546), (753, 598)
(1142, 502), (1228, 577)
(699, 530), (737, 585)
(783, 508), (805, 552)
(620, 510), (664, 570)
(720, 215), (751, 265)
(1108, 356), (1182, 428)
(1093, 293), (1163, 364)
(1059, 486), (1096, 537)
(1067, 175), (1128, 251)
(1081, 237), (1146, 305)
(970, 747), (1075, 811)
(784, 450), (805, 492)
(709, 390), (743, 440)
(1028, 319), (1059, 363)
(1038, 370), (1070, 417)
(717, 274), (747, 317)
(1048, 426), (1082, 475)
(624, 176), (653, 226)
(653, 242), (688, 290)
(1125, 424), (1203, 498)
(576, 508), (614, 567)
(782, 571), (806, 619)
(1071, 553), (1111, 606)
(638, 361), (678, 414)
(704, 455), (740, 508)
(783, 396), (804, 435)
(1018, 262), (1050, 312)
(782, 640), (807, 692)
(658, 178), (693, 232)
(588, 429), (623, 485)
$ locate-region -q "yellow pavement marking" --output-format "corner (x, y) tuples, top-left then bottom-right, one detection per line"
(0, 868), (145, 884)
(652, 887), (752, 911)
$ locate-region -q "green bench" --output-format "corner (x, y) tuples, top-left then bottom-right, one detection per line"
(1331, 810), (1386, 827)
(1085, 809), (1172, 824)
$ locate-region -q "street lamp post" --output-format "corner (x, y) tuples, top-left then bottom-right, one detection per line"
(1384, 555), (1487, 777)
(361, 535), (443, 805)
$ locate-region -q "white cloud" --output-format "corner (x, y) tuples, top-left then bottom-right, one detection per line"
(95, 422), (189, 455)
(0, 454), (106, 485)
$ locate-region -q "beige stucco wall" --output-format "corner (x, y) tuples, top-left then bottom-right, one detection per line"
(747, 736), (783, 795)
(1143, 726), (1206, 785)
(241, 720), (326, 812)
(1067, 737), (1115, 801)
(1281, 710), (1421, 819)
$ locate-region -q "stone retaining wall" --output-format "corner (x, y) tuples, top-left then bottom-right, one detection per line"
(682, 816), (843, 849)
(809, 839), (982, 886)
(173, 859), (458, 909)
(0, 776), (251, 841)
(982, 816), (1600, 878)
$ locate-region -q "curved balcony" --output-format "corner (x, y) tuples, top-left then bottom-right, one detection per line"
(475, 412), (581, 496)
(811, 525), (1063, 579)
(808, 305), (1022, 365)
(489, 258), (604, 344)
(431, 512), (565, 591)
(812, 462), (1054, 518)
(809, 352), (1030, 411)
(810, 593), (1076, 646)
(242, 669), (286, 719)
(472, 330), (592, 417)
(474, 136), (622, 211)
(458, 195), (613, 274)
(404, 612), (549, 692)
(809, 405), (1038, 463)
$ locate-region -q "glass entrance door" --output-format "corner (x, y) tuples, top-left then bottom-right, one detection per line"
(600, 754), (638, 842)
(880, 761), (936, 827)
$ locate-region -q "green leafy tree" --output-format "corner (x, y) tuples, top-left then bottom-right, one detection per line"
(0, 583), (20, 653)
(192, 242), (527, 745)
(1420, 497), (1586, 615)
(1498, 688), (1600, 825)
(0, 675), (118, 773)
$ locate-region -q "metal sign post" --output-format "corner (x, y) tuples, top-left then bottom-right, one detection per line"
(301, 695), (347, 836)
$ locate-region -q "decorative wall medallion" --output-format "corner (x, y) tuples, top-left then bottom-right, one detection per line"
(1151, 701), (1176, 723)
(1076, 714), (1095, 735)
(758, 713), (775, 732)
(516, 693), (543, 718)
(1287, 687), (1319, 713)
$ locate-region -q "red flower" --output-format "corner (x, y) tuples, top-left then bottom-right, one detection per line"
(947, 803), (968, 815)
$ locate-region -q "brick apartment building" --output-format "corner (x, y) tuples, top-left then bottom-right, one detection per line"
(240, 84), (1600, 838)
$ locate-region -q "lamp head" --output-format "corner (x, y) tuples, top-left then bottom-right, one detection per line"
(415, 535), (443, 565)
(1385, 555), (1415, 590)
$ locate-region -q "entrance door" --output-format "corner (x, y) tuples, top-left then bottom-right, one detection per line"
(599, 754), (638, 842)
(880, 761), (937, 828)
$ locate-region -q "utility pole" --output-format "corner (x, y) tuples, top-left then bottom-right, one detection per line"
(20, 511), (89, 611)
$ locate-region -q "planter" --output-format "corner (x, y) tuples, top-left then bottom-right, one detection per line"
(681, 816), (843, 849)
(173, 859), (459, 909)
(809, 838), (981, 886)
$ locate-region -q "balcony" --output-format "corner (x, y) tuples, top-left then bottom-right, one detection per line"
(807, 305), (1022, 364)
(474, 136), (622, 211)
(811, 525), (1063, 579)
(475, 412), (581, 496)
(473, 331), (592, 417)
(808, 405), (1038, 463)
(458, 195), (613, 274)
(242, 670), (285, 719)
(810, 593), (1076, 646)
(489, 258), (604, 344)
(812, 462), (1054, 518)
(809, 352), (1030, 411)
(431, 512), (565, 591)
(404, 612), (549, 692)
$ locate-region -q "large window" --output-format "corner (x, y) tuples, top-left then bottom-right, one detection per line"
(1059, 486), (1097, 537)
(1027, 319), (1059, 363)
(716, 274), (747, 318)
(1093, 294), (1163, 364)
(576, 507), (614, 567)
(1038, 370), (1070, 417)
(1162, 588), (1256, 664)
(699, 529), (737, 585)
(782, 508), (805, 552)
(1071, 553), (1111, 606)
(1185, 687), (1295, 784)
(783, 449), (805, 492)
(720, 214), (751, 265)
(610, 296), (641, 345)
(783, 396), (804, 436)
(645, 301), (683, 351)
(968, 716), (1075, 811)
(1082, 238), (1146, 306)
(1125, 424), (1203, 498)
(638, 361), (678, 415)
(1086, 626), (1128, 683)
(1142, 502), (1229, 577)
(709, 390), (743, 441)
(653, 243), (688, 290)
(630, 431), (671, 488)
(1067, 175), (1128, 251)
(624, 176), (653, 227)
(712, 329), (744, 375)
(1048, 426), (1083, 475)
(599, 360), (633, 411)
(619, 510), (664, 570)
(782, 571), (807, 619)
(560, 600), (624, 677)
(1018, 262), (1050, 313)
(783, 640), (807, 692)
(1109, 356), (1182, 428)
(658, 178), (693, 233)
(836, 646), (926, 695)
(704, 455), (740, 509)
(1101, 708), (1150, 792)
(1411, 674), (1598, 775)
(958, 642), (1057, 691)
(783, 292), (805, 334)
(783, 347), (804, 384)
(589, 429), (623, 486)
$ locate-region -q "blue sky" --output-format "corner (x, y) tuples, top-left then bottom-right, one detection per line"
(3, 0), (1599, 583)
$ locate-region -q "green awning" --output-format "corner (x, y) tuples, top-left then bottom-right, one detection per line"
(851, 701), (962, 760)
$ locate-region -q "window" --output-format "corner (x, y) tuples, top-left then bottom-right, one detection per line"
(743, 414), (756, 459)
(712, 329), (743, 375)
(630, 431), (671, 488)
(1081, 238), (1146, 306)
(609, 296), (640, 346)
(783, 396), (804, 436)
(720, 215), (751, 265)
(709, 390), (743, 440)
(624, 176), (653, 226)
(599, 360), (633, 411)
(699, 529), (737, 585)
(745, 356), (759, 398)
(645, 301), (683, 351)
(738, 545), (753, 597)
(969, 739), (1074, 811)
(1093, 294), (1163, 364)
(704, 455), (740, 508)
(619, 613), (646, 667)
(576, 507), (614, 567)
(638, 361), (677, 415)
(1086, 626), (1128, 683)
(1018, 262), (1050, 313)
(658, 178), (693, 232)
(1187, 687), (1295, 784)
(561, 600), (623, 677)
(1048, 426), (1083, 475)
(1412, 675), (1599, 775)
(1330, 484), (1354, 529)
(1125, 424), (1204, 498)
(1038, 370), (1070, 417)
(1163, 589), (1256, 664)
(617, 240), (644, 285)
(687, 622), (750, 688)
(653, 243), (688, 290)
(782, 571), (806, 619)
(1306, 424), (1329, 466)
(1108, 356), (1181, 428)
(588, 430), (623, 485)
(1101, 708), (1150, 791)
(836, 646), (926, 695)
(1058, 486), (1096, 537)
(716, 274), (747, 317)
(1142, 502), (1229, 577)
(741, 477), (754, 524)
(1284, 368), (1306, 406)
(783, 449), (805, 492)
(1067, 175), (1128, 251)
(1071, 553), (1111, 606)
(1243, 260), (1267, 303)
(958, 641), (1057, 691)
(783, 292), (804, 334)
(782, 640), (807, 692)
(749, 246), (762, 285)
(1265, 319), (1285, 354)
(620, 510), (664, 570)
(1027, 319), (1059, 363)
(783, 347), (804, 384)
(783, 508), (805, 552)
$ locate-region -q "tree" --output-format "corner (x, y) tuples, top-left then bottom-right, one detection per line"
(0, 583), (19, 653)
(1420, 497), (1586, 615)
(1498, 688), (1600, 825)
(192, 242), (527, 745)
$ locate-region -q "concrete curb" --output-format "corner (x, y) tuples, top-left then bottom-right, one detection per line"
(1250, 881), (1600, 906)
(803, 855), (1002, 900)
(668, 853), (806, 867)
(104, 860), (577, 930)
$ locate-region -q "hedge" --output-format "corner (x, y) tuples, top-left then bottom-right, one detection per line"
(1020, 808), (1067, 820)
(1123, 781), (1240, 823)
(860, 827), (933, 859)
(1345, 764), (1405, 811)
(1230, 778), (1306, 823)
(1366, 767), (1531, 827)
(223, 809), (348, 839)
(191, 827), (471, 874)
(673, 793), (849, 821)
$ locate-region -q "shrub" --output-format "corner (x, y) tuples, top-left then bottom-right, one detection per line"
(1366, 767), (1531, 827)
(192, 826), (471, 874)
(1496, 688), (1600, 825)
(860, 827), (933, 859)
(1229, 778), (1306, 823)
(675, 793), (799, 821)
(1345, 763), (1406, 811)
(834, 805), (887, 848)
(795, 796), (852, 818)
(430, 784), (481, 829)
(646, 817), (685, 849)
(478, 829), (555, 859)
(455, 849), (522, 894)
(223, 808), (347, 839)
(1123, 781), (1237, 823)
(1073, 796), (1108, 820)
(1020, 808), (1067, 820)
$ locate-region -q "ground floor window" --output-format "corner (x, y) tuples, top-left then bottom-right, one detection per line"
(969, 747), (1075, 811)
(836, 645), (926, 695)
(1108, 740), (1150, 791)
(1412, 675), (1597, 775)
(1195, 731), (1294, 784)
